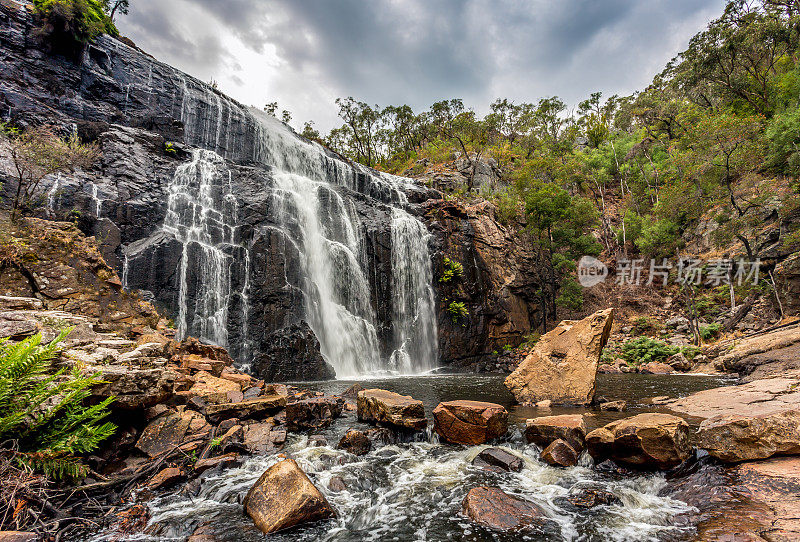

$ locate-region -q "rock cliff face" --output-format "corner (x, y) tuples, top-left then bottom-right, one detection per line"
(0, 0), (540, 374)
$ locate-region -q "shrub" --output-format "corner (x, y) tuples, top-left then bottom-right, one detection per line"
(0, 331), (116, 480)
(439, 257), (464, 283)
(635, 217), (681, 259)
(33, 0), (118, 58)
(446, 301), (468, 323)
(700, 323), (722, 341)
(620, 336), (679, 366)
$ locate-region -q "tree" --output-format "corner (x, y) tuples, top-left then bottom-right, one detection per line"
(300, 121), (321, 142)
(33, 0), (118, 59)
(102, 0), (128, 21)
(331, 97), (382, 167)
(1, 125), (99, 221)
(264, 102), (278, 116)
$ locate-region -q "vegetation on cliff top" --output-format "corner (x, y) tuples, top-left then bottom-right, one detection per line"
(309, 0), (800, 328)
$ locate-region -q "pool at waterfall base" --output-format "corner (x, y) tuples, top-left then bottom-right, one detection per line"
(122, 373), (734, 542)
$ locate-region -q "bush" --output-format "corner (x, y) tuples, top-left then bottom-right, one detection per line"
(33, 0), (118, 58)
(439, 257), (464, 283)
(0, 332), (116, 480)
(765, 107), (800, 177)
(620, 336), (679, 366)
(700, 323), (722, 341)
(446, 301), (468, 323)
(635, 217), (681, 259)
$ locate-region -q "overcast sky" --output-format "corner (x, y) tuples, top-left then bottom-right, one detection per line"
(116, 0), (726, 133)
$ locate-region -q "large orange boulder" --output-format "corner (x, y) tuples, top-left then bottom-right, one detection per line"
(357, 389), (427, 430)
(461, 487), (552, 533)
(433, 400), (508, 445)
(244, 458), (335, 534)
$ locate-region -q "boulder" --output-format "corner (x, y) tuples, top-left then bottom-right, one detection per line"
(540, 439), (578, 467)
(135, 412), (190, 457)
(472, 448), (523, 472)
(204, 394), (287, 423)
(666, 377), (800, 419)
(504, 309), (613, 405)
(341, 383), (364, 399)
(461, 487), (551, 533)
(244, 458), (335, 534)
(194, 453), (239, 474)
(89, 364), (178, 409)
(666, 352), (692, 371)
(432, 400), (508, 445)
(328, 476), (346, 492)
(585, 413), (690, 470)
(251, 322), (335, 382)
(187, 371), (241, 403)
(638, 361), (673, 374)
(357, 389), (427, 431)
(0, 533), (37, 542)
(698, 409), (800, 462)
(524, 414), (587, 453)
(286, 397), (344, 432)
(599, 400), (627, 412)
(239, 422), (286, 455)
(337, 429), (371, 456)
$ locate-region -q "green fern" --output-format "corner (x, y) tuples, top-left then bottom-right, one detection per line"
(0, 331), (116, 480)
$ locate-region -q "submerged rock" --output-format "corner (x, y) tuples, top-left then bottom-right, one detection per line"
(524, 414), (587, 453)
(585, 413), (690, 470)
(698, 409), (800, 462)
(472, 448), (523, 472)
(565, 483), (621, 509)
(504, 309), (613, 405)
(244, 458), (335, 534)
(461, 487), (552, 533)
(540, 439), (578, 467)
(357, 389), (427, 431)
(432, 400), (508, 445)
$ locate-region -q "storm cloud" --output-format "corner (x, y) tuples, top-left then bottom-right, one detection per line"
(116, 0), (726, 131)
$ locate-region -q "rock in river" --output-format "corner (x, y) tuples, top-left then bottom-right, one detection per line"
(524, 414), (587, 453)
(357, 389), (427, 431)
(461, 487), (553, 533)
(698, 409), (800, 462)
(433, 400), (508, 445)
(337, 429), (372, 456)
(585, 413), (690, 470)
(472, 447), (524, 472)
(504, 308), (613, 405)
(286, 397), (344, 432)
(244, 458), (335, 534)
(540, 439), (578, 467)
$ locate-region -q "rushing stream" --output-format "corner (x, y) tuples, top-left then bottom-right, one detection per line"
(128, 373), (732, 542)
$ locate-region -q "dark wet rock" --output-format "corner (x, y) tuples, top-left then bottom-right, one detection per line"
(524, 414), (587, 453)
(357, 389), (427, 431)
(244, 458), (335, 534)
(433, 400), (508, 445)
(307, 435), (328, 447)
(238, 422), (286, 455)
(566, 483), (621, 509)
(365, 427), (400, 446)
(251, 322), (335, 382)
(187, 522), (219, 542)
(337, 429), (371, 456)
(461, 487), (554, 533)
(540, 439), (578, 467)
(204, 394), (287, 423)
(135, 413), (191, 458)
(586, 413), (691, 470)
(286, 397), (344, 432)
(341, 383), (365, 399)
(472, 448), (523, 472)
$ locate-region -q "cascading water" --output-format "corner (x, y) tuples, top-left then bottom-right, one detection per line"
(163, 149), (238, 347)
(389, 209), (438, 373)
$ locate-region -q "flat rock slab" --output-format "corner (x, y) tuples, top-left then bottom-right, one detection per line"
(734, 457), (800, 542)
(524, 414), (587, 452)
(433, 400), (508, 445)
(205, 394), (287, 423)
(244, 458), (335, 534)
(666, 377), (800, 419)
(473, 447), (523, 472)
(357, 389), (427, 431)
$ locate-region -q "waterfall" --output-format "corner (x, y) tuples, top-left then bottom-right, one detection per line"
(164, 149), (237, 347)
(389, 209), (438, 373)
(46, 173), (60, 217)
(272, 171), (381, 378)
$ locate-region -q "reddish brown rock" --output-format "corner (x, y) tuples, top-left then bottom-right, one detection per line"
(244, 458), (335, 534)
(147, 467), (184, 490)
(524, 414), (587, 453)
(0, 532), (37, 542)
(638, 361), (674, 374)
(205, 394), (287, 423)
(539, 439), (578, 467)
(585, 413), (690, 470)
(357, 389), (426, 430)
(505, 309), (613, 405)
(194, 453), (239, 474)
(135, 412), (191, 458)
(472, 448), (524, 472)
(337, 429), (371, 456)
(461, 487), (551, 532)
(433, 400), (508, 445)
